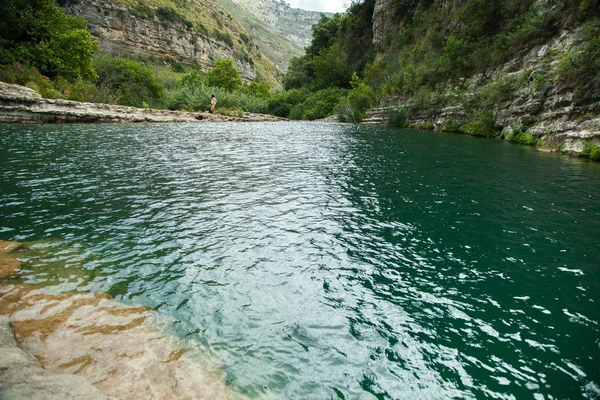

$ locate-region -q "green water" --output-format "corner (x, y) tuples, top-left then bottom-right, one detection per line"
(1, 122), (599, 399)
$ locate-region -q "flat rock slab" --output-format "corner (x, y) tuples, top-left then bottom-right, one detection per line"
(0, 316), (113, 400)
(0, 82), (287, 124)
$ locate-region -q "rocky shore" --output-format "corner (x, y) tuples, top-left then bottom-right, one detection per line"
(0, 240), (245, 400)
(0, 82), (286, 124)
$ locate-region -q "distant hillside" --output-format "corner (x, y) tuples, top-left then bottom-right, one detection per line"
(58, 0), (283, 86)
(216, 0), (334, 70)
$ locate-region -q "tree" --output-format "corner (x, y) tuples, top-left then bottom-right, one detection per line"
(93, 55), (163, 107)
(0, 0), (97, 81)
(207, 59), (243, 92)
(284, 56), (313, 90)
(312, 45), (352, 90)
(243, 81), (271, 98)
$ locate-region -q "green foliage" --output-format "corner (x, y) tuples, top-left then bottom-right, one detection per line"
(298, 88), (346, 120)
(461, 111), (499, 137)
(581, 141), (600, 160)
(0, 0), (98, 81)
(0, 61), (115, 102)
(214, 30), (234, 47)
(557, 19), (600, 90)
(130, 1), (155, 19)
(243, 81), (271, 98)
(93, 55), (163, 107)
(336, 99), (358, 123)
(387, 108), (408, 128)
(156, 6), (193, 29)
(312, 45), (353, 90)
(306, 14), (342, 58)
(284, 56), (313, 90)
(163, 84), (267, 113)
(179, 70), (206, 88)
(207, 59), (243, 92)
(341, 72), (375, 122)
(505, 131), (537, 145)
(267, 89), (310, 118)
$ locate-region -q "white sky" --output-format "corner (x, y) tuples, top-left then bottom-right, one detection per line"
(286, 0), (350, 13)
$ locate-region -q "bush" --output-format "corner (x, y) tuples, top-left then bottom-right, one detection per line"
(164, 84), (268, 113)
(461, 111), (499, 137)
(505, 131), (537, 145)
(0, 0), (97, 81)
(387, 108), (408, 128)
(299, 87), (347, 120)
(156, 6), (193, 29)
(207, 59), (242, 92)
(214, 30), (234, 48)
(336, 98), (358, 123)
(581, 141), (600, 160)
(556, 19), (600, 90)
(243, 82), (271, 98)
(267, 89), (310, 118)
(93, 55), (163, 107)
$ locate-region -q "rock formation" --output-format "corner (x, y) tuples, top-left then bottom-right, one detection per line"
(0, 82), (287, 123)
(58, 0), (272, 82)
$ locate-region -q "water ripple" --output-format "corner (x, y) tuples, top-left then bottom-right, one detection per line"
(1, 122), (599, 399)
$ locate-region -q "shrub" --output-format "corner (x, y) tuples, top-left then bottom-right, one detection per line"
(581, 141), (600, 160)
(556, 19), (600, 90)
(336, 98), (358, 123)
(387, 108), (407, 128)
(267, 89), (310, 118)
(505, 131), (537, 145)
(214, 30), (234, 48)
(180, 70), (206, 88)
(163, 85), (268, 113)
(461, 111), (498, 137)
(243, 82), (271, 98)
(0, 0), (98, 81)
(93, 55), (163, 107)
(207, 59), (242, 92)
(156, 6), (193, 29)
(130, 1), (155, 19)
(298, 87), (347, 120)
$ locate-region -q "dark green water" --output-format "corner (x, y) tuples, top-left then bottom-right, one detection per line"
(1, 122), (599, 399)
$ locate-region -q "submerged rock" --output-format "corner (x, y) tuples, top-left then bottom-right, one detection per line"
(0, 242), (246, 400)
(0, 315), (112, 400)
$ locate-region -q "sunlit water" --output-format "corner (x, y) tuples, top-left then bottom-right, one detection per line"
(1, 122), (599, 399)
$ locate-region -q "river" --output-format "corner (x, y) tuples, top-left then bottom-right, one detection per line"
(0, 122), (599, 399)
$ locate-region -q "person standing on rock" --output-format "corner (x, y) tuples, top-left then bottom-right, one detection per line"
(210, 95), (217, 113)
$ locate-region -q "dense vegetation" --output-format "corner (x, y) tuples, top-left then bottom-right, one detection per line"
(268, 0), (600, 160)
(0, 0), (279, 114)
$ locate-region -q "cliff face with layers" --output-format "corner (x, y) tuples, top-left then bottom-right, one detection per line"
(368, 0), (600, 156)
(58, 0), (282, 84)
(226, 0), (331, 48)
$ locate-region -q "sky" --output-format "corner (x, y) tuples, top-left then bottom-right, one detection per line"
(286, 0), (350, 13)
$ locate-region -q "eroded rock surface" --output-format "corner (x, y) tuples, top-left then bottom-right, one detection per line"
(0, 243), (246, 400)
(0, 82), (286, 124)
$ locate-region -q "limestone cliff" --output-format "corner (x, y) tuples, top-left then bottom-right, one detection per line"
(58, 0), (282, 85)
(224, 0), (331, 48)
(366, 0), (599, 157)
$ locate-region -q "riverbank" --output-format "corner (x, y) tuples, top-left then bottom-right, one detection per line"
(0, 241), (245, 400)
(0, 82), (286, 124)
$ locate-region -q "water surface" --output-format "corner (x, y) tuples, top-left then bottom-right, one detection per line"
(1, 122), (599, 399)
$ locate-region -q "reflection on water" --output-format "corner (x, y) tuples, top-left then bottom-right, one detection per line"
(0, 122), (599, 399)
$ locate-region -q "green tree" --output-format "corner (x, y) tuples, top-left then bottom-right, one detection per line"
(243, 81), (271, 98)
(93, 55), (163, 107)
(312, 45), (352, 90)
(0, 0), (97, 81)
(207, 59), (243, 92)
(284, 56), (313, 90)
